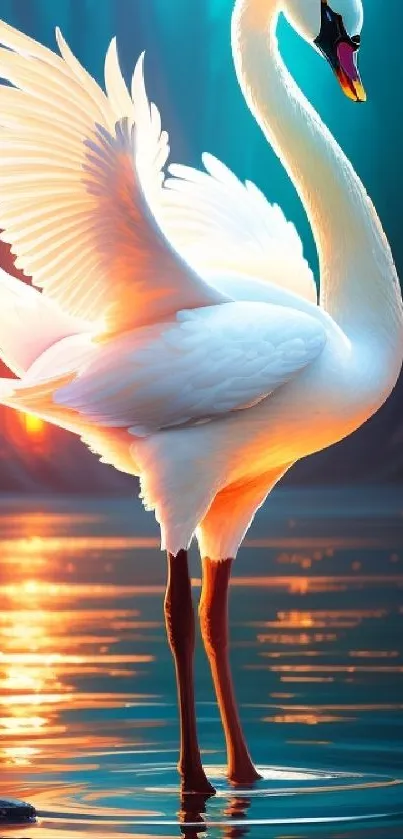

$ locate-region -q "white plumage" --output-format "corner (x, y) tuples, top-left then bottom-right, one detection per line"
(0, 0), (401, 563)
(0, 267), (89, 376)
(0, 25), (223, 335)
(49, 302), (325, 433)
(161, 153), (317, 304)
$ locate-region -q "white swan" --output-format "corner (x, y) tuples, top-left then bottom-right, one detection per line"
(0, 0), (401, 793)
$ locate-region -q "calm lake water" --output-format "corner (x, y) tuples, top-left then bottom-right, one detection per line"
(0, 488), (402, 838)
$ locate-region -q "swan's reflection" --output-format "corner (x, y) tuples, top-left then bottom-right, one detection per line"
(179, 791), (211, 837)
(222, 794), (252, 838)
(179, 791), (252, 838)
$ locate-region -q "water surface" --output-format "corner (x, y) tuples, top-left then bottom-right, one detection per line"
(0, 488), (402, 838)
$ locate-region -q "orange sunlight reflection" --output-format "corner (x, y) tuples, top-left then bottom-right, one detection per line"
(1, 579), (71, 758)
(0, 525), (160, 772)
(1, 500), (402, 823)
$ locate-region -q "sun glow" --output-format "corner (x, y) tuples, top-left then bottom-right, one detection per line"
(23, 413), (44, 436)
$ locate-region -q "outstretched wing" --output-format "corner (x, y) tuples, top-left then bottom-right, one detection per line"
(159, 153), (317, 304)
(0, 22), (224, 336)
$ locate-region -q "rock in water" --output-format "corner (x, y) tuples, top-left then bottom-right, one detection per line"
(0, 799), (36, 824)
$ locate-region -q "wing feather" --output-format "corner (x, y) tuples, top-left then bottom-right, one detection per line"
(160, 153), (317, 304)
(52, 301), (327, 434)
(0, 20), (223, 335)
(104, 38), (133, 118)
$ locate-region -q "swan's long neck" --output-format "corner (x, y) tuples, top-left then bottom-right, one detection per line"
(232, 0), (403, 359)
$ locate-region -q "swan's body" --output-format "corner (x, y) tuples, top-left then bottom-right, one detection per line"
(0, 0), (402, 791)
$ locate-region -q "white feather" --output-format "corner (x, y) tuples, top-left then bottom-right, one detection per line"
(0, 21), (223, 336)
(50, 301), (326, 432)
(160, 153), (317, 304)
(0, 269), (89, 376)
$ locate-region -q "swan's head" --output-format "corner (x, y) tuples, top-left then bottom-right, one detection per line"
(284, 0), (365, 103)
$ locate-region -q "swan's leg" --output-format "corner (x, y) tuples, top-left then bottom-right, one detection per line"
(164, 550), (215, 795)
(199, 556), (261, 785)
(197, 469), (290, 784)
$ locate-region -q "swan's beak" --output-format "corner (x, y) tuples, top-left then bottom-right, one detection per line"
(314, 3), (366, 103)
(334, 42), (366, 103)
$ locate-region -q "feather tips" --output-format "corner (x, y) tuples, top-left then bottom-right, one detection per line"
(162, 153), (317, 304)
(0, 20), (219, 335)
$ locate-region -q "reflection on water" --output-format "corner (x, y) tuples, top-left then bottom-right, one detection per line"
(0, 489), (402, 838)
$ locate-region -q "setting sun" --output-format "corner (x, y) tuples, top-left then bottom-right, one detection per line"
(23, 414), (44, 437)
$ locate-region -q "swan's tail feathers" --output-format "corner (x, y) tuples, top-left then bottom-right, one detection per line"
(0, 373), (141, 479)
(0, 268), (89, 377)
(0, 371), (78, 432)
(80, 427), (140, 477)
(0, 370), (139, 478)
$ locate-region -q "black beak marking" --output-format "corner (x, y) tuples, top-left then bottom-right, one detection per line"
(314, 1), (365, 102)
(314, 1), (359, 68)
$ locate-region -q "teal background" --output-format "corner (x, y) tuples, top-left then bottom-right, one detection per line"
(0, 0), (402, 486)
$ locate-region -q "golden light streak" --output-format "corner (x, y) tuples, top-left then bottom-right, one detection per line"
(2, 746), (38, 766)
(0, 526), (159, 774)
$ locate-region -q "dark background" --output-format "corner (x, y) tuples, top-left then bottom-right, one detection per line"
(0, 0), (402, 493)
